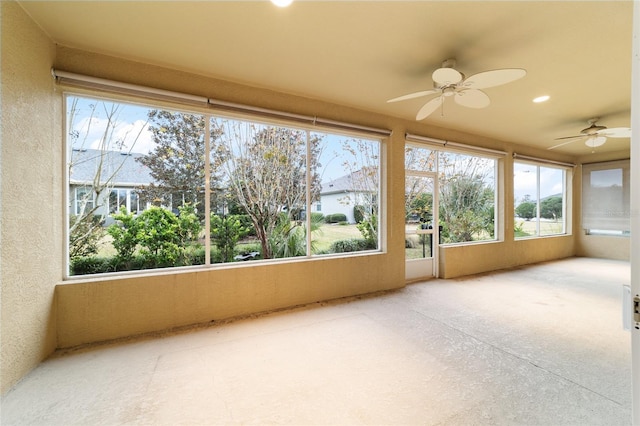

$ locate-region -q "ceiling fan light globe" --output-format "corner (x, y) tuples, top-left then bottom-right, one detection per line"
(585, 136), (607, 148)
(432, 68), (463, 86)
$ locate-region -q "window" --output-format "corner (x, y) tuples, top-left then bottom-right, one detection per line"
(438, 151), (497, 244)
(582, 160), (630, 236)
(66, 94), (383, 276)
(404, 144), (498, 249)
(514, 161), (567, 238)
(73, 187), (95, 215)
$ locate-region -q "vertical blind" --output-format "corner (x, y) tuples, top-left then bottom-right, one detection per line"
(582, 159), (631, 232)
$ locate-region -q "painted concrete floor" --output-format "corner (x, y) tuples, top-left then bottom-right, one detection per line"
(1, 257), (632, 425)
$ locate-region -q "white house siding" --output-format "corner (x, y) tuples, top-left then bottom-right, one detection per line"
(321, 192), (356, 223)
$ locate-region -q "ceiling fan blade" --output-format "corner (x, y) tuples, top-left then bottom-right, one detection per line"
(585, 136), (607, 148)
(432, 67), (463, 86)
(597, 127), (631, 138)
(463, 68), (527, 89)
(454, 88), (490, 108)
(548, 138), (582, 150)
(416, 97), (443, 120)
(387, 89), (439, 103)
(554, 134), (584, 141)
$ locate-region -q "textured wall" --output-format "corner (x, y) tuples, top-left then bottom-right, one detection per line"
(49, 47), (582, 348)
(5, 1), (627, 391)
(1, 2), (60, 394)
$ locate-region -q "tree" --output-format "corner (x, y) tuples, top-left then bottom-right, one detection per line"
(515, 195), (536, 221)
(438, 154), (495, 243)
(136, 111), (225, 214)
(540, 196), (562, 220)
(338, 139), (380, 244)
(210, 214), (250, 263)
(219, 122), (321, 259)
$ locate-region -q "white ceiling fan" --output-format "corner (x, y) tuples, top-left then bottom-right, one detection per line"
(387, 59), (527, 120)
(548, 118), (631, 150)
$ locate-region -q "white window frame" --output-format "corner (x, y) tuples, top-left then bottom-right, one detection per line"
(582, 159), (630, 236)
(63, 91), (387, 278)
(514, 160), (570, 239)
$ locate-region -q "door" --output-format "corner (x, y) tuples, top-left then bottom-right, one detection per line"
(405, 172), (438, 281)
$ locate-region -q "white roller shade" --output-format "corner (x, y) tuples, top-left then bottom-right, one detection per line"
(582, 160), (631, 232)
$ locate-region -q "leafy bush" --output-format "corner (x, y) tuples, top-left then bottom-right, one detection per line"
(107, 208), (139, 260)
(107, 205), (203, 269)
(357, 213), (378, 247)
(211, 214), (250, 263)
(69, 214), (105, 259)
(330, 238), (375, 253)
(310, 212), (325, 223)
(70, 256), (116, 275)
(325, 213), (347, 223)
(353, 205), (365, 224)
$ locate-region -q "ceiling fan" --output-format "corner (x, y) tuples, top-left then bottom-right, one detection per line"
(387, 59), (527, 120)
(548, 118), (631, 150)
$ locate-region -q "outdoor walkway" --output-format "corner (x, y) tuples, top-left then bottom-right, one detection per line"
(1, 257), (632, 425)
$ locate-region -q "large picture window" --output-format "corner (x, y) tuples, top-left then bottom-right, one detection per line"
(404, 143), (498, 251)
(65, 94), (383, 276)
(582, 160), (630, 236)
(513, 161), (567, 238)
(438, 151), (497, 244)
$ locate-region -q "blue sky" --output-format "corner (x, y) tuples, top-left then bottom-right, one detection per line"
(67, 95), (378, 183)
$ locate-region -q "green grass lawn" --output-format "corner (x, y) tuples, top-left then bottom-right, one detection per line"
(235, 223), (363, 254)
(515, 219), (563, 237)
(312, 223), (362, 252)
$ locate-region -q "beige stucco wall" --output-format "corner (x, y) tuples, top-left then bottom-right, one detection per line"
(1, 2), (60, 394)
(6, 0), (631, 393)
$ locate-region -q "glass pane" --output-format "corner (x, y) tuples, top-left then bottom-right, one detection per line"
(438, 152), (496, 243)
(67, 95), (206, 275)
(405, 145), (436, 171)
(539, 166), (564, 236)
(312, 132), (380, 255)
(514, 162), (538, 238)
(405, 175), (434, 259)
(514, 162), (566, 238)
(214, 118), (309, 261)
(582, 161), (630, 233)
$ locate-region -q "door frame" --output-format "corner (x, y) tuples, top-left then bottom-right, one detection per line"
(405, 170), (439, 281)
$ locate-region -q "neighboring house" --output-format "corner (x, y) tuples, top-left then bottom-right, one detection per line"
(319, 168), (378, 223)
(69, 148), (154, 219)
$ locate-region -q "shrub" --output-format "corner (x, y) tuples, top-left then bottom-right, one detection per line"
(70, 256), (116, 275)
(69, 214), (104, 259)
(107, 208), (139, 260)
(353, 205), (365, 224)
(310, 212), (325, 223)
(210, 214), (250, 263)
(330, 238), (375, 253)
(325, 213), (347, 223)
(107, 205), (204, 269)
(357, 213), (378, 247)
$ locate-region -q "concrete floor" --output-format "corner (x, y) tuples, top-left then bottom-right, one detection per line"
(1, 257), (632, 425)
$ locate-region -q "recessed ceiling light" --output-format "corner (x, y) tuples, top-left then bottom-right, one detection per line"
(271, 0), (293, 7)
(533, 95), (550, 103)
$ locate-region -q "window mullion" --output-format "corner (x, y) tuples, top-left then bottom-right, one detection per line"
(305, 129), (312, 257)
(536, 165), (541, 236)
(204, 116), (211, 265)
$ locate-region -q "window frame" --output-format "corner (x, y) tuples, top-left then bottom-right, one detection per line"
(404, 141), (502, 247)
(581, 159), (630, 236)
(63, 91), (387, 279)
(513, 159), (570, 239)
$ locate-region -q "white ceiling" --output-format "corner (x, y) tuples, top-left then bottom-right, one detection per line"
(19, 1), (634, 155)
